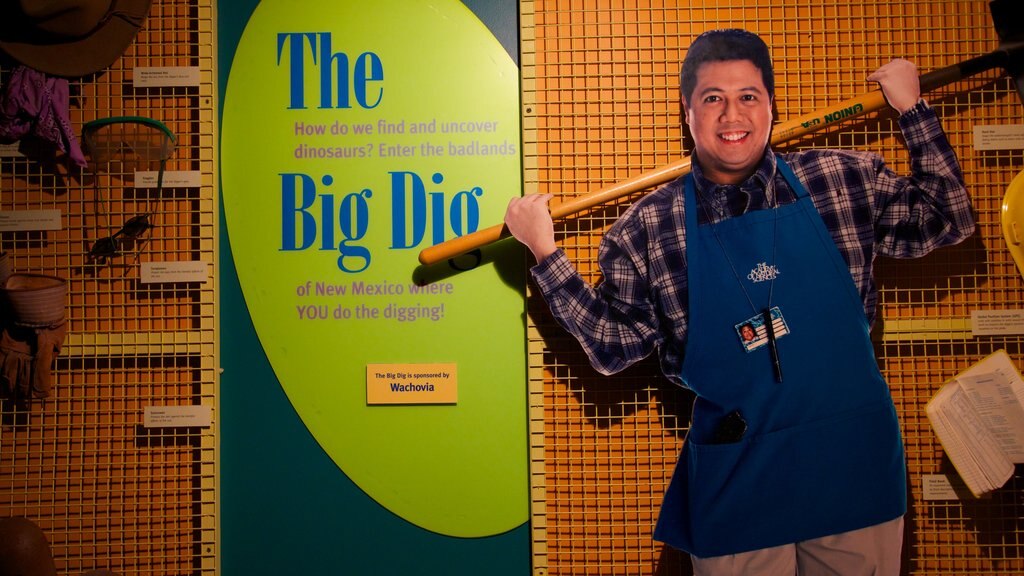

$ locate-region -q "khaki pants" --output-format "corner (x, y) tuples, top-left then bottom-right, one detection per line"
(690, 516), (904, 576)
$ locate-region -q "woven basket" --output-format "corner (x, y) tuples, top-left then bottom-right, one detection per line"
(3, 273), (67, 326)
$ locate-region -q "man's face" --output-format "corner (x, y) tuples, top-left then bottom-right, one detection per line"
(682, 59), (774, 185)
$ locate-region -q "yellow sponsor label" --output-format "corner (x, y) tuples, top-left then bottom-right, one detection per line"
(366, 363), (457, 405)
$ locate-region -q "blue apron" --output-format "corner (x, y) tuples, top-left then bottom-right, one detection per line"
(653, 157), (906, 557)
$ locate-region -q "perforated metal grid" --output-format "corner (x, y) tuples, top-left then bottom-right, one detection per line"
(0, 1), (217, 574)
(522, 1), (1024, 574)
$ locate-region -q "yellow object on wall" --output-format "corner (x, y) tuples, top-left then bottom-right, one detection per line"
(1002, 169), (1024, 280)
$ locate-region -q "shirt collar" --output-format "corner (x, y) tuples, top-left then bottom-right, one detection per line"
(692, 149), (777, 222)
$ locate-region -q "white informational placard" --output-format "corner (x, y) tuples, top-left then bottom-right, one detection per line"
(0, 142), (24, 157)
(921, 474), (961, 500)
(134, 66), (201, 88)
(143, 405), (212, 428)
(141, 261), (210, 284)
(135, 170), (202, 189)
(0, 210), (61, 231)
(971, 310), (1024, 336)
(974, 124), (1024, 151)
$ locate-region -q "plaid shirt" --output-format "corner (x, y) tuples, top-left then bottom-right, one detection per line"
(530, 101), (975, 385)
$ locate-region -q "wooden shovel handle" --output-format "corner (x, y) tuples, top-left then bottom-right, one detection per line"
(418, 50), (1010, 266)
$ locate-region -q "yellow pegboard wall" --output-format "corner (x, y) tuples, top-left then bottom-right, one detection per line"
(0, 1), (217, 575)
(523, 1), (1024, 574)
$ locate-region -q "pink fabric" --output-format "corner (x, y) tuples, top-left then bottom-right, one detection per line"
(0, 65), (87, 167)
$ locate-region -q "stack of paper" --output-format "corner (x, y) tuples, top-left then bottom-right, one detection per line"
(926, 350), (1024, 497)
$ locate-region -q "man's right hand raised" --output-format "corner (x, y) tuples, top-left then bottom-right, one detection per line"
(504, 194), (558, 262)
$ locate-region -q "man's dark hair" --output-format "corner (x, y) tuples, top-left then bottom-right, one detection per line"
(680, 29), (775, 104)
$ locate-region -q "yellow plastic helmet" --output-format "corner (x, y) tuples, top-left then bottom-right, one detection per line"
(1002, 170), (1024, 279)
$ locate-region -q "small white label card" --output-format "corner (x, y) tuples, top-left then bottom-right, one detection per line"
(134, 66), (201, 88)
(0, 209), (61, 231)
(971, 309), (1024, 336)
(141, 261), (210, 284)
(144, 405), (212, 428)
(974, 124), (1024, 151)
(922, 474), (967, 501)
(0, 142), (23, 157)
(135, 170), (202, 189)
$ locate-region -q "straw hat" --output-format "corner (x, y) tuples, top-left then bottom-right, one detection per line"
(0, 0), (152, 78)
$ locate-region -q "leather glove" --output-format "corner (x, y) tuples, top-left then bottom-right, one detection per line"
(0, 327), (33, 402)
(0, 319), (67, 402)
(30, 320), (67, 398)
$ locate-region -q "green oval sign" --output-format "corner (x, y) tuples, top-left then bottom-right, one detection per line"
(221, 0), (526, 537)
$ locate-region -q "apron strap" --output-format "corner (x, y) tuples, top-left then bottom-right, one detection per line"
(774, 155), (808, 201)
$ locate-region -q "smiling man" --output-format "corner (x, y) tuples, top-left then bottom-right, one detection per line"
(684, 58), (773, 184)
(504, 29), (975, 574)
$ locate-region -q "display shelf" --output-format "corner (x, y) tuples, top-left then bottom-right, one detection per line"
(0, 1), (217, 575)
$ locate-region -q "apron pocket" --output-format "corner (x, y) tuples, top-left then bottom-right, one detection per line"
(683, 400), (906, 556)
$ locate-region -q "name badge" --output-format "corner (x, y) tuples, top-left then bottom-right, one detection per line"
(735, 306), (789, 352)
